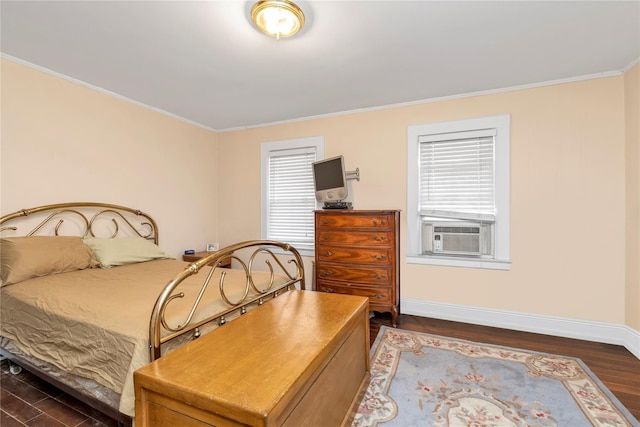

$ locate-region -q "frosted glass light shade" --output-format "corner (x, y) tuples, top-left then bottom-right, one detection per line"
(251, 0), (305, 38)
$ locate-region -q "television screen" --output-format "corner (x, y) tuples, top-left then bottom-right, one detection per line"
(312, 156), (348, 202)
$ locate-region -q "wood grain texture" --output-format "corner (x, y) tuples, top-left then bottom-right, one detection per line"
(135, 291), (370, 427)
(315, 210), (400, 326)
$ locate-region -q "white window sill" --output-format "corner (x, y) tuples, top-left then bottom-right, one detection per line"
(407, 254), (511, 270)
(295, 247), (314, 258)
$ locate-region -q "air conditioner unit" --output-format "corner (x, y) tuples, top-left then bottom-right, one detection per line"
(422, 222), (493, 256)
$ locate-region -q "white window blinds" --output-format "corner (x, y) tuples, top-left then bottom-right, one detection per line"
(419, 129), (496, 222)
(266, 148), (317, 244)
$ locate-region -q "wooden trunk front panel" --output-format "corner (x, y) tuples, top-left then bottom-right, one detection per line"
(134, 291), (370, 427)
(282, 317), (367, 427)
(315, 210), (400, 327)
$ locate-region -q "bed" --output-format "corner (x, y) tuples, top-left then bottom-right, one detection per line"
(0, 202), (305, 426)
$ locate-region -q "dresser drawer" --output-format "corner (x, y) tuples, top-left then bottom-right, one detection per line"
(317, 231), (392, 245)
(316, 263), (391, 284)
(317, 245), (391, 265)
(316, 214), (393, 230)
(316, 280), (392, 304)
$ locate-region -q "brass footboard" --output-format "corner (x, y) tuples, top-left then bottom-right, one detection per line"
(149, 240), (305, 360)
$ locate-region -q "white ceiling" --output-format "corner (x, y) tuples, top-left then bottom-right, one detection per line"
(2, 1), (639, 132)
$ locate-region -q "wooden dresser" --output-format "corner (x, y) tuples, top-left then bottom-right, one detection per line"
(134, 290), (370, 427)
(315, 210), (400, 327)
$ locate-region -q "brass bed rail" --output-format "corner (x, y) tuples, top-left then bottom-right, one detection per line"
(149, 240), (305, 360)
(0, 202), (158, 243)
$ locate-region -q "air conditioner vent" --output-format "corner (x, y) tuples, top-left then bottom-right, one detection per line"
(422, 221), (494, 257)
(434, 226), (480, 234)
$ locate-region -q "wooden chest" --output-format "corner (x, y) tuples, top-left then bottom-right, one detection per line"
(315, 210), (400, 326)
(134, 290), (370, 427)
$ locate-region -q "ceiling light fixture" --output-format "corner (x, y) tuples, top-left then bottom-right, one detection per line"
(251, 0), (305, 39)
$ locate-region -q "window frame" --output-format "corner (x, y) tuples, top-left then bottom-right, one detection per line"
(261, 136), (324, 257)
(407, 115), (511, 270)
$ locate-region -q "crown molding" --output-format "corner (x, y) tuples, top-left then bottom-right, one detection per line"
(1, 53), (217, 133)
(3, 52), (632, 134)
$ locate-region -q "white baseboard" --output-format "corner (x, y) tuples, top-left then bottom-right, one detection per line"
(401, 298), (640, 360)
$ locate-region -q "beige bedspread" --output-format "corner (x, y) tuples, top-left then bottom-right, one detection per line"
(0, 259), (287, 417)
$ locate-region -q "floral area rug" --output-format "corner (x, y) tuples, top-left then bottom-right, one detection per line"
(353, 326), (639, 427)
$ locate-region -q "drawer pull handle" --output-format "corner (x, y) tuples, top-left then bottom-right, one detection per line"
(371, 274), (386, 280)
(320, 219), (333, 225)
(321, 287), (334, 293)
(371, 236), (387, 242)
(371, 219), (387, 226)
(321, 234), (333, 240)
(321, 251), (334, 257)
(370, 293), (387, 299)
(371, 255), (387, 261)
(320, 269), (335, 276)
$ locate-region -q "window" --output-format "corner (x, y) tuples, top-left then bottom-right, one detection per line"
(261, 136), (324, 256)
(407, 115), (511, 270)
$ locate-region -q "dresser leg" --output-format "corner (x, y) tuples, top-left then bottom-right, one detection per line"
(391, 307), (398, 328)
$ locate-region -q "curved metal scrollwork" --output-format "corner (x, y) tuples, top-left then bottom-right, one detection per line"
(26, 209), (89, 237)
(87, 209), (154, 240)
(0, 203), (159, 244)
(149, 240), (305, 360)
(157, 248), (300, 333)
(246, 247), (301, 294)
(159, 262), (221, 332)
(218, 257), (251, 306)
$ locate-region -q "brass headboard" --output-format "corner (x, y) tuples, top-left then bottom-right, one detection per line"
(0, 202), (159, 244)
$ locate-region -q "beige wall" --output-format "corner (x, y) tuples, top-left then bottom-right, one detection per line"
(2, 56), (637, 333)
(626, 63), (640, 330)
(0, 58), (220, 258)
(219, 76), (631, 327)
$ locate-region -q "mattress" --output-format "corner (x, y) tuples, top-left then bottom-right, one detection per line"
(0, 259), (287, 416)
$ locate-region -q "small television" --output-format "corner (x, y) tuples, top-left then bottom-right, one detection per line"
(312, 155), (348, 202)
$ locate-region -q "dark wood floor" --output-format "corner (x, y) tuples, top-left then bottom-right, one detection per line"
(1, 313), (639, 425)
(0, 359), (120, 427)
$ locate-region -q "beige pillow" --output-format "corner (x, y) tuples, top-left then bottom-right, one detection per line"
(82, 237), (172, 268)
(0, 236), (99, 286)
